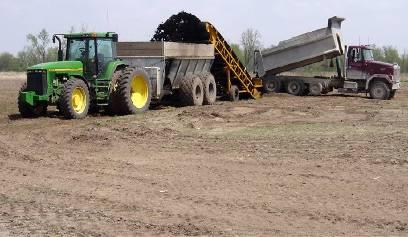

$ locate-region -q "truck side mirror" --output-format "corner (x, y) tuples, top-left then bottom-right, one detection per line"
(329, 59), (334, 68)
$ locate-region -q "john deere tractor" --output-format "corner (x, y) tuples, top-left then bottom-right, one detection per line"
(18, 32), (151, 119)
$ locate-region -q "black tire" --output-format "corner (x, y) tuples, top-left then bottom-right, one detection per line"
(309, 82), (323, 96)
(228, 85), (240, 102)
(59, 78), (90, 119)
(106, 70), (124, 115)
(114, 67), (152, 114)
(287, 79), (305, 96)
(369, 81), (390, 100)
(200, 73), (217, 105)
(389, 89), (397, 99)
(18, 82), (47, 118)
(179, 74), (204, 106)
(263, 77), (282, 93)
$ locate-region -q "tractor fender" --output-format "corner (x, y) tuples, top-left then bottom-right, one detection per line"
(366, 75), (392, 90)
(106, 61), (128, 78)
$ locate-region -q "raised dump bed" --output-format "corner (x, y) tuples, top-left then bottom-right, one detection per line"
(259, 16), (345, 76)
(117, 41), (214, 100)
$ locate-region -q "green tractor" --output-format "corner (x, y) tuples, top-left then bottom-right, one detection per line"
(18, 32), (151, 119)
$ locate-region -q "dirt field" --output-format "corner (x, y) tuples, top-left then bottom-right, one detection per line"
(0, 73), (407, 236)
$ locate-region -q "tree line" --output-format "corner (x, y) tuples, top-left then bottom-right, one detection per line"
(0, 28), (406, 74)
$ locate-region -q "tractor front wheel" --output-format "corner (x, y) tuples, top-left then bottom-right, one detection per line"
(18, 82), (47, 118)
(59, 79), (90, 119)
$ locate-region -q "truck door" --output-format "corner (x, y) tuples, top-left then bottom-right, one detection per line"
(346, 47), (367, 80)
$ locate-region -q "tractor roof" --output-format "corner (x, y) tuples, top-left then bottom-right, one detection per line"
(64, 32), (117, 38)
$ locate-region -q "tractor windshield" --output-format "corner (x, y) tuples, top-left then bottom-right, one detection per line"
(66, 38), (95, 61)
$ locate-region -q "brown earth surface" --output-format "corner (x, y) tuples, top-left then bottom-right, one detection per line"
(0, 73), (408, 236)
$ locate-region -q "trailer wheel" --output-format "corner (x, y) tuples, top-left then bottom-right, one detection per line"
(228, 85), (240, 102)
(18, 82), (47, 118)
(263, 77), (282, 93)
(200, 73), (217, 105)
(287, 79), (305, 96)
(309, 82), (323, 96)
(114, 67), (152, 114)
(59, 78), (90, 119)
(179, 74), (204, 106)
(369, 81), (390, 100)
(389, 89), (397, 99)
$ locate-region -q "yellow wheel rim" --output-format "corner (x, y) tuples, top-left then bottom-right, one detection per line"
(130, 75), (148, 109)
(71, 87), (87, 114)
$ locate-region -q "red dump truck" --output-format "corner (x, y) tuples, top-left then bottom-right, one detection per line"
(256, 17), (401, 100)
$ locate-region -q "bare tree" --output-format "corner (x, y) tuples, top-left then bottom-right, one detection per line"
(241, 28), (262, 71)
(26, 29), (50, 63)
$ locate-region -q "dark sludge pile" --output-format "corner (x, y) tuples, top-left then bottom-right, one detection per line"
(151, 11), (229, 94)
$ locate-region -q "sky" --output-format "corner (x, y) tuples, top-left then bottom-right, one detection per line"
(0, 0), (407, 55)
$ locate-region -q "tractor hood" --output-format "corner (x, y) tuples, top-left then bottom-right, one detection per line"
(28, 61), (83, 73)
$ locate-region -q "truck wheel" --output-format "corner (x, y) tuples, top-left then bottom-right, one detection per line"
(59, 78), (90, 119)
(263, 77), (282, 93)
(389, 89), (397, 99)
(228, 85), (240, 102)
(200, 73), (217, 105)
(369, 81), (390, 100)
(309, 82), (323, 96)
(115, 67), (152, 114)
(179, 74), (204, 106)
(287, 79), (305, 96)
(18, 82), (47, 118)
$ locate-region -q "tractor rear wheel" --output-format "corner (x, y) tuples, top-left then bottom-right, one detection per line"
(200, 73), (217, 105)
(179, 74), (204, 106)
(114, 67), (152, 114)
(18, 82), (47, 118)
(59, 78), (90, 119)
(369, 81), (390, 100)
(106, 70), (124, 115)
(228, 85), (240, 102)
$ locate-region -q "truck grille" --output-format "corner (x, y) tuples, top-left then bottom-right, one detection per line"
(27, 71), (47, 95)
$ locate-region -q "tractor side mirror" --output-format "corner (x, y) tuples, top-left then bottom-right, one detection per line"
(112, 34), (118, 42)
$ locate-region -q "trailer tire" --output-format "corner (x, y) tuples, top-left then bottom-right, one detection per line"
(179, 74), (204, 106)
(59, 78), (90, 119)
(263, 77), (282, 93)
(18, 82), (47, 118)
(389, 89), (397, 99)
(114, 67), (152, 114)
(228, 85), (240, 102)
(309, 82), (323, 96)
(369, 81), (390, 100)
(200, 73), (217, 105)
(287, 79), (305, 96)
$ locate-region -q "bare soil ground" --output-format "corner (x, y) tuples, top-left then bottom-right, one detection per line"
(0, 73), (408, 236)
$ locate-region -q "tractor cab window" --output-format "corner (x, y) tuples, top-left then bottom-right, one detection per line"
(96, 39), (114, 74)
(67, 38), (97, 77)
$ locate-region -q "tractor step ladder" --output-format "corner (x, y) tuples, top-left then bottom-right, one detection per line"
(205, 22), (262, 99)
(94, 79), (110, 106)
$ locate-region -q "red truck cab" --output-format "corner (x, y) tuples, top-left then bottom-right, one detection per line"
(345, 45), (400, 99)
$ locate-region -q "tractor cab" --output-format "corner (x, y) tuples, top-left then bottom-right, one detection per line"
(54, 32), (119, 79)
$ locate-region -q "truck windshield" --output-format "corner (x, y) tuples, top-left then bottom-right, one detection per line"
(363, 49), (374, 61)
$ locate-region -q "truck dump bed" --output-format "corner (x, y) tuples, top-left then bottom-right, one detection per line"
(260, 16), (345, 76)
